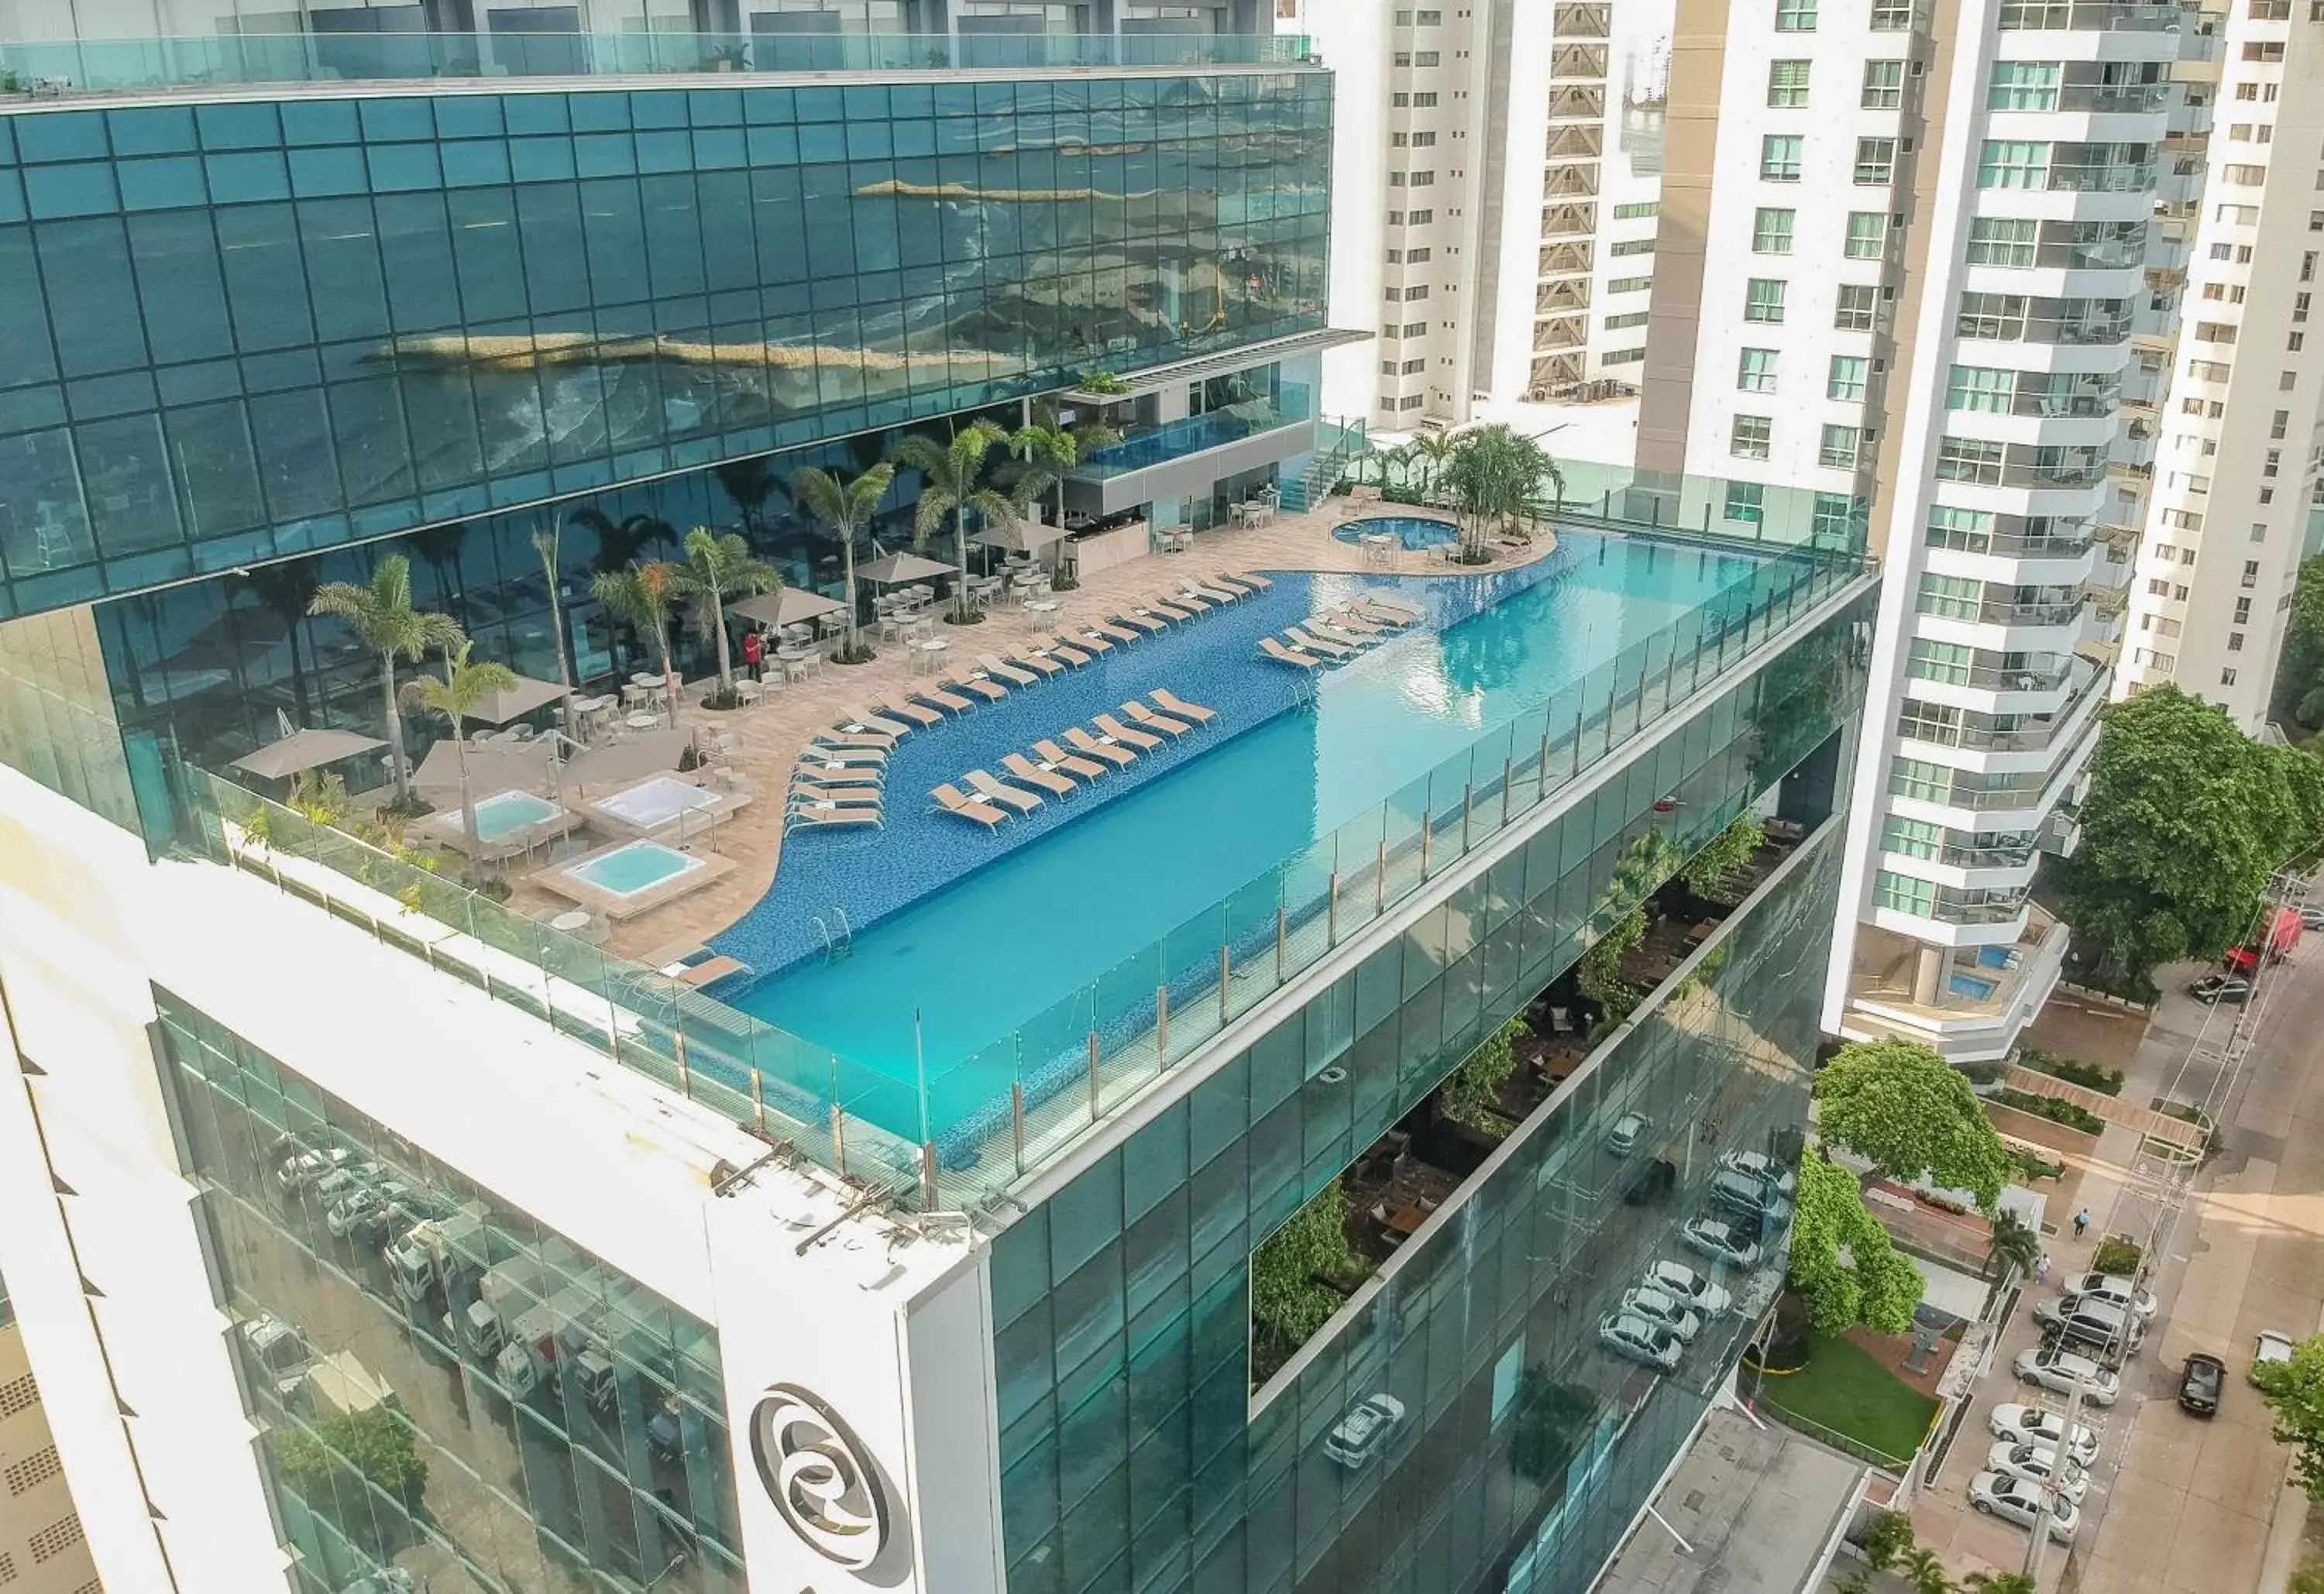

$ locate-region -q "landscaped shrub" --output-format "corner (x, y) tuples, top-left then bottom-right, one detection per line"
(2019, 1048), (2124, 1096)
(2091, 1237), (2143, 1276)
(1993, 1088), (2106, 1136)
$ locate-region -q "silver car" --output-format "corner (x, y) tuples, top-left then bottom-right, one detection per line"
(2057, 1271), (2157, 1320)
(1970, 1469), (2078, 1544)
(1598, 1311), (1684, 1373)
(2013, 1347), (2120, 1407)
(1643, 1260), (1731, 1316)
(1619, 1286), (1705, 1343)
(1323, 1393), (1407, 1468)
(1985, 1440), (2088, 1503)
(1988, 1403), (2099, 1469)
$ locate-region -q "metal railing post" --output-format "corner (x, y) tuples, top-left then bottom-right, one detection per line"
(1329, 871), (1342, 941)
(1604, 682), (1618, 756)
(750, 1069), (765, 1135)
(830, 1102), (848, 1179)
(1011, 1082), (1027, 1174)
(1088, 1033), (1102, 1118)
(1538, 732), (1552, 799)
(1277, 907), (1288, 980)
(1155, 988), (1170, 1067)
(673, 1032), (691, 1097)
(1461, 783), (1473, 850)
(1421, 819), (1434, 875)
(1376, 842), (1387, 911)
(919, 1143), (937, 1211)
(1501, 756), (1514, 823)
(1219, 946), (1232, 1023)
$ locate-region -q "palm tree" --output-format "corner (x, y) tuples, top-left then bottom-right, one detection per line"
(405, 640), (519, 852)
(713, 455), (780, 541)
(1019, 402), (1123, 533)
(308, 555), (462, 810)
(1006, 418), (1078, 531)
(1900, 1547), (1957, 1594)
(1442, 425), (1566, 562)
(571, 507), (677, 575)
(235, 556), (321, 727)
(590, 562), (682, 726)
(531, 520), (575, 741)
(791, 462), (896, 663)
(894, 418), (1013, 624)
(1967, 1575), (2038, 1594)
(1409, 431), (1456, 499)
(669, 527), (781, 700)
(1987, 1210), (2041, 1281)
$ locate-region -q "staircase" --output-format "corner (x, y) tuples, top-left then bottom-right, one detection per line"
(1279, 416), (1367, 513)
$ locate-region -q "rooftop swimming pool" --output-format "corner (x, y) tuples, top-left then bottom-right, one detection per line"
(709, 531), (1773, 1146)
(568, 840), (701, 898)
(1332, 515), (1461, 552)
(447, 789), (562, 843)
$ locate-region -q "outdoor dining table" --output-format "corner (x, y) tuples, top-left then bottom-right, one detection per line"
(1023, 598), (1060, 627)
(914, 637), (952, 675)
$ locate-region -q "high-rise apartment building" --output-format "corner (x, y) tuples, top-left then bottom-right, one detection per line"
(1272, 0), (1673, 432)
(2116, 2), (2324, 730)
(1636, 0), (2202, 1063)
(0, 1276), (101, 1594)
(0, 12), (1879, 1594)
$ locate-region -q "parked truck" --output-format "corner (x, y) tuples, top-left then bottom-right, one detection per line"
(2225, 907), (2302, 977)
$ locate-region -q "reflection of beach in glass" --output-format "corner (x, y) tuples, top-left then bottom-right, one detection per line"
(1618, 33), (1671, 167)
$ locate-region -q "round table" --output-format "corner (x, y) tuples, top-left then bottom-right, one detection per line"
(1024, 599), (1060, 627)
(915, 637), (952, 675)
(550, 910), (593, 936)
(627, 710), (662, 730)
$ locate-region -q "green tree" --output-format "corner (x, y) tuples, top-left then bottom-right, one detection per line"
(895, 418), (1014, 624)
(1861, 1506), (1917, 1571)
(1442, 1018), (1525, 1132)
(1009, 401), (1116, 535)
(1986, 1210), (2040, 1280)
(1968, 1575), (2039, 1594)
(2051, 686), (2315, 991)
(1507, 1372), (1597, 1482)
(792, 462), (896, 663)
(1250, 1179), (1357, 1379)
(1578, 906), (1648, 1029)
(2272, 554), (2324, 730)
(530, 519), (575, 740)
(1813, 1040), (2009, 1213)
(277, 1406), (428, 1513)
(1899, 1547), (1957, 1594)
(2255, 1332), (2324, 1500)
(570, 507), (676, 574)
(591, 562), (682, 726)
(405, 641), (519, 851)
(308, 555), (462, 810)
(669, 527), (781, 699)
(1440, 424), (1564, 562)
(712, 454), (781, 541)
(1789, 1154), (1924, 1335)
(1680, 815), (1765, 904)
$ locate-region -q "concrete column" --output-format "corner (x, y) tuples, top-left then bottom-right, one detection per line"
(1913, 943), (1945, 1007)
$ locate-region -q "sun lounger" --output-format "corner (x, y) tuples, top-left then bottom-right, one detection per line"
(816, 730), (897, 753)
(1112, 610), (1168, 635)
(1308, 618), (1380, 650)
(1092, 713), (1163, 751)
(1071, 628), (1116, 654)
(914, 685), (975, 715)
(966, 768), (1043, 814)
(797, 746), (886, 768)
(1150, 689), (1217, 725)
(1033, 739), (1109, 781)
(1087, 620), (1138, 644)
(1170, 589), (1214, 613)
(837, 705), (916, 738)
(1002, 753), (1078, 797)
(1319, 606), (1387, 636)
(1354, 593), (1420, 621)
(787, 802), (883, 833)
(1066, 727), (1139, 767)
(788, 783), (883, 807)
(1212, 572), (1263, 594)
(1145, 599), (1195, 624)
(931, 782), (1009, 830)
(1122, 702), (1193, 738)
(947, 673), (1009, 704)
(1037, 635), (1093, 667)
(1011, 649), (1065, 678)
(978, 653), (1040, 687)
(1284, 626), (1354, 660)
(1182, 582), (1239, 605)
(1260, 637), (1325, 669)
(872, 698), (944, 729)
(795, 756), (882, 782)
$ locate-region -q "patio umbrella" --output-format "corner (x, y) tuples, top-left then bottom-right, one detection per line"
(731, 588), (848, 630)
(558, 729), (692, 795)
(973, 515), (1072, 552)
(411, 737), (555, 796)
(459, 673), (570, 727)
(855, 550), (951, 586)
(228, 727), (388, 782)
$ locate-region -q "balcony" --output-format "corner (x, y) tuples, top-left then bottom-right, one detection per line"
(1064, 402), (1312, 517)
(1845, 910), (2071, 1064)
(1996, 2), (2184, 30)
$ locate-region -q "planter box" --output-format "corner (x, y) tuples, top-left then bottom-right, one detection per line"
(1985, 1100), (2099, 1155)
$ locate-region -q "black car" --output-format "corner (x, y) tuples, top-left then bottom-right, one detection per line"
(2188, 974), (2253, 1005)
(2179, 1352), (2227, 1417)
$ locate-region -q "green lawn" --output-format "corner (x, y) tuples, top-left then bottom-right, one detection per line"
(1761, 1331), (1940, 1464)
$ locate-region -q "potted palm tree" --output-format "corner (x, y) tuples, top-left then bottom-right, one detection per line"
(406, 640), (519, 868)
(790, 461), (895, 665)
(894, 419), (1012, 625)
(590, 562), (683, 727)
(308, 555), (462, 816)
(669, 527), (781, 707)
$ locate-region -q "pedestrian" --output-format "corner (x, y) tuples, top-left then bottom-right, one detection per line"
(2035, 1252), (2051, 1285)
(2073, 1208), (2090, 1240)
(742, 627), (763, 682)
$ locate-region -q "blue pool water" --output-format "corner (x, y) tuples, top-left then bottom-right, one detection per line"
(711, 531), (1765, 1142)
(1332, 514), (1462, 552)
(1949, 974), (1999, 1001)
(570, 840), (700, 896)
(458, 789), (560, 842)
(1975, 944), (2013, 970)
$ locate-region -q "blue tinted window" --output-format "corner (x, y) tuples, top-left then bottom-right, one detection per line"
(194, 102), (282, 151)
(15, 112), (107, 164)
(108, 106), (198, 156)
(22, 163), (119, 218)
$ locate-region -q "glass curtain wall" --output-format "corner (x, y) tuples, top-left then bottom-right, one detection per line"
(986, 601), (1866, 1594)
(152, 991), (745, 1594)
(0, 72), (1329, 616)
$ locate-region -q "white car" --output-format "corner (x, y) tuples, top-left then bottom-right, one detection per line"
(1679, 1217), (1764, 1270)
(273, 1147), (352, 1192)
(2057, 1271), (2157, 1321)
(1986, 1440), (2089, 1503)
(2254, 1330), (2296, 1386)
(1604, 1113), (1648, 1156)
(1322, 1393), (1407, 1468)
(2014, 1347), (2121, 1407)
(1643, 1260), (1731, 1316)
(1970, 1469), (2079, 1544)
(325, 1180), (412, 1240)
(1717, 1149), (1797, 1197)
(1989, 1403), (2099, 1469)
(1598, 1311), (1685, 1373)
(1619, 1287), (1705, 1343)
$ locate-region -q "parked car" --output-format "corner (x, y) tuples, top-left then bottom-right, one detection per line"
(1618, 1286), (1704, 1343)
(273, 1146), (353, 1193)
(1708, 1169), (1793, 1225)
(2058, 1271), (2157, 1320)
(2188, 973), (2253, 1005)
(1598, 1311), (1685, 1373)
(1985, 1440), (2089, 1503)
(1969, 1470), (2079, 1544)
(2299, 905), (2324, 932)
(326, 1180), (413, 1241)
(1322, 1393), (1408, 1468)
(1679, 1217), (1764, 1270)
(2033, 1297), (2144, 1359)
(2013, 1347), (2120, 1407)
(1717, 1149), (1797, 1197)
(2178, 1352), (2227, 1417)
(1643, 1259), (1732, 1316)
(237, 1313), (311, 1402)
(2253, 1331), (2296, 1386)
(1989, 1403), (2100, 1469)
(1604, 1113), (1649, 1157)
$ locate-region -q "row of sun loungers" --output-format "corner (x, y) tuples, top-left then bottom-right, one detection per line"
(930, 691), (1220, 830)
(1257, 594), (1422, 670)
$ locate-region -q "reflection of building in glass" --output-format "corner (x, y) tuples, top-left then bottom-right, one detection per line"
(0, 1275), (103, 1594)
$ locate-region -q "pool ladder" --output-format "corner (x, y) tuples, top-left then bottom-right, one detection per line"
(813, 906), (854, 961)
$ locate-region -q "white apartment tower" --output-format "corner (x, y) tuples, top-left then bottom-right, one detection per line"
(1641, 0), (2193, 1063)
(2117, 2), (2324, 730)
(1274, 0), (1674, 431)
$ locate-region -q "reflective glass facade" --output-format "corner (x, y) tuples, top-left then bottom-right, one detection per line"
(0, 71), (1330, 617)
(987, 603), (1867, 1594)
(153, 991), (744, 1594)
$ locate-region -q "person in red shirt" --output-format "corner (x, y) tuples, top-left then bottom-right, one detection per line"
(741, 628), (764, 682)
